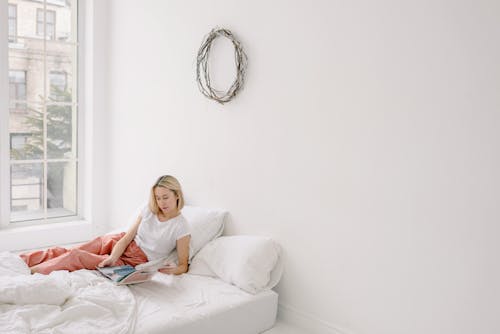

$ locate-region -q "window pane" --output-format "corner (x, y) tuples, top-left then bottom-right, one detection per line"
(49, 71), (67, 100)
(47, 104), (76, 159)
(55, 0), (76, 42)
(9, 102), (44, 160)
(50, 71), (66, 90)
(37, 9), (43, 21)
(8, 5), (17, 42)
(47, 11), (55, 24)
(9, 37), (45, 103)
(8, 21), (16, 35)
(37, 22), (44, 36)
(8, 3), (17, 42)
(17, 84), (26, 100)
(8, 4), (16, 18)
(9, 70), (24, 83)
(9, 70), (25, 83)
(9, 70), (26, 102)
(47, 43), (75, 102)
(47, 161), (77, 219)
(36, 9), (44, 37)
(11, 163), (44, 222)
(47, 24), (55, 40)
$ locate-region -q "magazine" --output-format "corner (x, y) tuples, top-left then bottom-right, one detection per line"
(96, 265), (158, 285)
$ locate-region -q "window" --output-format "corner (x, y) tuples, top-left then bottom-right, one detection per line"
(4, 0), (79, 224)
(9, 70), (26, 110)
(10, 133), (30, 151)
(8, 4), (17, 43)
(37, 8), (56, 40)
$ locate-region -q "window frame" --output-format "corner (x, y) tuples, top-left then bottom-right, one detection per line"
(1, 0), (83, 229)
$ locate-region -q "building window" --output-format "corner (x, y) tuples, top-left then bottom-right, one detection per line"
(4, 0), (79, 224)
(10, 133), (30, 152)
(8, 4), (17, 43)
(9, 70), (26, 111)
(37, 8), (56, 40)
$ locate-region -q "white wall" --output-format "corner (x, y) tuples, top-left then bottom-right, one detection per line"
(102, 1), (500, 333)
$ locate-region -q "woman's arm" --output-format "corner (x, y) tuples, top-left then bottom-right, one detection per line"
(98, 215), (142, 267)
(159, 235), (191, 275)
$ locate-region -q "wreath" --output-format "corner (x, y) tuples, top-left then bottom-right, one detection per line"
(196, 28), (248, 104)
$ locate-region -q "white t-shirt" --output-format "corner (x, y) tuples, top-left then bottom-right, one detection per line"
(134, 206), (190, 261)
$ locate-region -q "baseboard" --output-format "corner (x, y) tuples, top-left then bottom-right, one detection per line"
(277, 302), (351, 334)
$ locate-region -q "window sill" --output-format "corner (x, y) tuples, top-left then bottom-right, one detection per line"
(0, 220), (92, 252)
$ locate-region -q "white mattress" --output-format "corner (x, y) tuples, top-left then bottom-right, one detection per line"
(130, 273), (278, 334)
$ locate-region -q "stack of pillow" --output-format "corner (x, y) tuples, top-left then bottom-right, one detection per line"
(179, 206), (284, 294)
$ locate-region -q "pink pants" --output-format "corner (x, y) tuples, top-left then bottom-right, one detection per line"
(20, 232), (148, 275)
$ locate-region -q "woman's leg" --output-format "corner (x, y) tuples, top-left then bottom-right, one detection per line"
(20, 233), (125, 268)
(73, 232), (126, 255)
(20, 233), (125, 272)
(31, 248), (126, 275)
(20, 247), (69, 267)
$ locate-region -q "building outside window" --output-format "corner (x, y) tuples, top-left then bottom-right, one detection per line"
(4, 0), (79, 224)
(8, 4), (17, 43)
(9, 70), (26, 111)
(37, 8), (56, 40)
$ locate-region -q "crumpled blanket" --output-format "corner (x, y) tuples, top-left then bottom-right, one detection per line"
(0, 271), (71, 305)
(0, 251), (137, 334)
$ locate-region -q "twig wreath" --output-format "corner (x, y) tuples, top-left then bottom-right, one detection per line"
(196, 28), (248, 104)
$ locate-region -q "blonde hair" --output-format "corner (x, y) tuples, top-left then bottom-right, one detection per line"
(149, 175), (185, 214)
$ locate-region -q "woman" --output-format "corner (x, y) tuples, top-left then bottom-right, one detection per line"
(21, 175), (191, 275)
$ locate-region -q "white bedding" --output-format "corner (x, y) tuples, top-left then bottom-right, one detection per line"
(131, 273), (278, 334)
(0, 252), (278, 334)
(0, 252), (136, 334)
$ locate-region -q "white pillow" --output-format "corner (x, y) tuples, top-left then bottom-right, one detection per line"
(182, 205), (227, 259)
(189, 235), (283, 294)
(154, 205), (227, 265)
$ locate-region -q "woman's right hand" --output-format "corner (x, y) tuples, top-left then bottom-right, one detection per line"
(97, 255), (116, 268)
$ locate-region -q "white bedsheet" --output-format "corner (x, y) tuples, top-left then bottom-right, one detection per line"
(0, 252), (136, 334)
(130, 273), (278, 334)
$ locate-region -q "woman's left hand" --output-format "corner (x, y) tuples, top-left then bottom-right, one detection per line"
(158, 263), (178, 275)
(158, 262), (189, 275)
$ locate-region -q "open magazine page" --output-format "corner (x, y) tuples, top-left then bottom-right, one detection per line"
(118, 270), (156, 285)
(97, 263), (175, 285)
(97, 265), (154, 285)
(134, 258), (173, 272)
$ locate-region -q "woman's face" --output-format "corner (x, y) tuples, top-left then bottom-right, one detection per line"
(154, 187), (178, 215)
